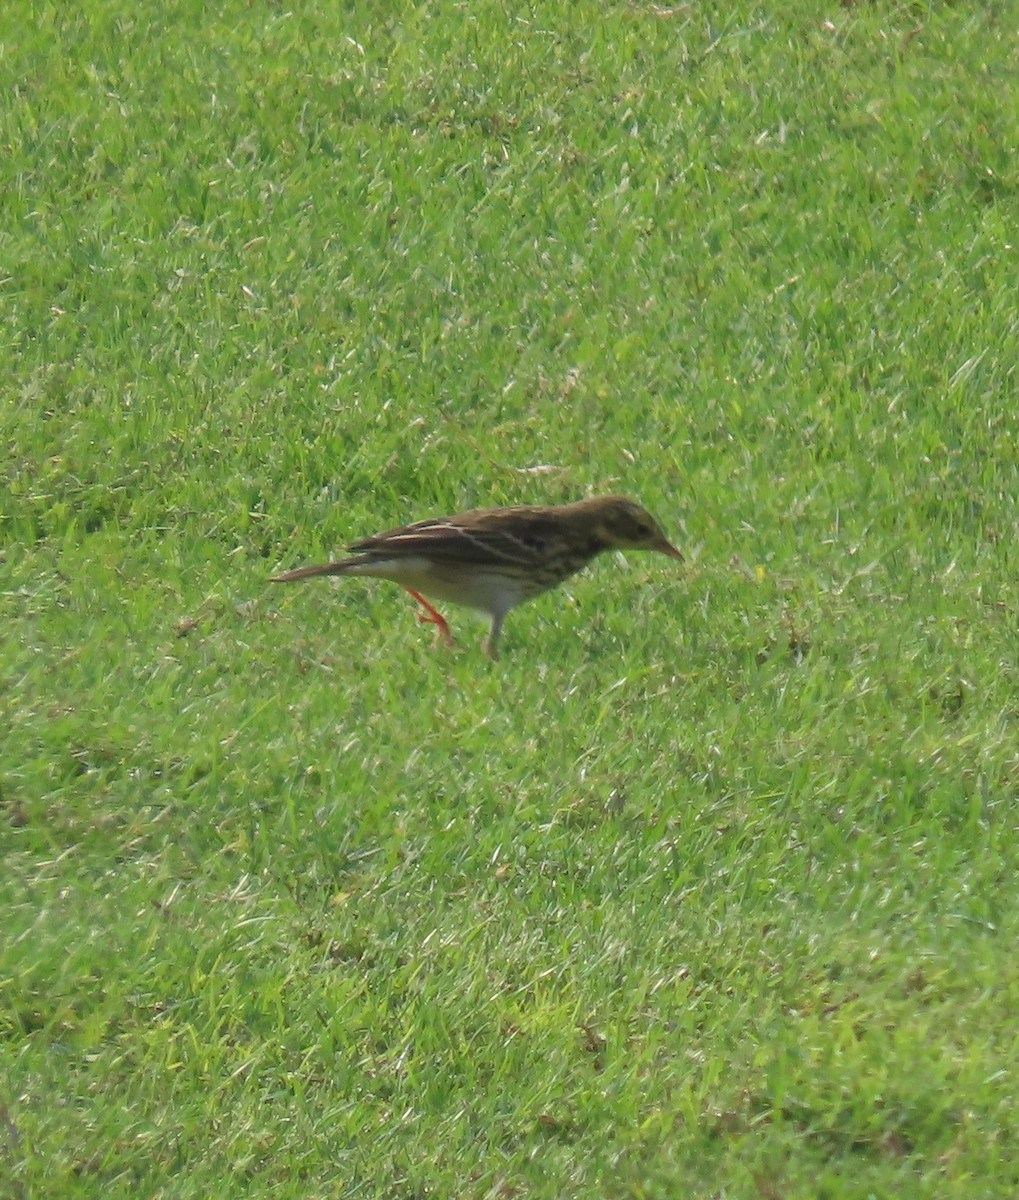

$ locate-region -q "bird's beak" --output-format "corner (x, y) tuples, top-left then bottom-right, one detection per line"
(656, 539), (684, 561)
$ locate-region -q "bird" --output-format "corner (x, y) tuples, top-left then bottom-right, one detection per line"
(270, 495), (682, 658)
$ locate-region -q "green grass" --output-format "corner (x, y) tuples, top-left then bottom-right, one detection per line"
(3, 1), (1019, 1195)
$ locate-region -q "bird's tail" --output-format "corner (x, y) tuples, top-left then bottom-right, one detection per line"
(269, 560), (355, 583)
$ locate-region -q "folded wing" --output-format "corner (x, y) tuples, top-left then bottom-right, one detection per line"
(349, 516), (553, 568)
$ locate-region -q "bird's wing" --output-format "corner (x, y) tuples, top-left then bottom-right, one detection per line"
(348, 515), (556, 567)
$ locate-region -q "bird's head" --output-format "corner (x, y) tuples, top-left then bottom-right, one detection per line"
(585, 496), (684, 560)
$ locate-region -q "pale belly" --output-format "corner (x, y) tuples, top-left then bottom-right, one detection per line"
(344, 555), (535, 618)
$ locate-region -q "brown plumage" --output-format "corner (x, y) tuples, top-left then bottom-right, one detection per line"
(270, 495), (682, 657)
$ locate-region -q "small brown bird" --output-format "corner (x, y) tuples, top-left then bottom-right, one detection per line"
(270, 495), (682, 657)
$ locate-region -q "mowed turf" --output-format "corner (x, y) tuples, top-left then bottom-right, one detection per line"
(2, 2), (1019, 1196)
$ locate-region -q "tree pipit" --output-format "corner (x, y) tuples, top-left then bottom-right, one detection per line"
(270, 495), (682, 658)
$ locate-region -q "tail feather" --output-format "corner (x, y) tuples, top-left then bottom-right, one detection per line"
(270, 560), (354, 583)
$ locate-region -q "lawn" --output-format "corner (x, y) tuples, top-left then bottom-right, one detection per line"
(3, 2), (1019, 1196)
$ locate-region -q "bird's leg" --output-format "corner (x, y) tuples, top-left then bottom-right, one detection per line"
(482, 613), (504, 660)
(405, 589), (455, 648)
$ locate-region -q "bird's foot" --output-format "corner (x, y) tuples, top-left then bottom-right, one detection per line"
(405, 590), (455, 648)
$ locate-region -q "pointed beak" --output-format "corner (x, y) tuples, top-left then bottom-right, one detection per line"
(656, 539), (684, 561)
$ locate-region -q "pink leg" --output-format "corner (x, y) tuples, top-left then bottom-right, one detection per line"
(405, 590), (454, 647)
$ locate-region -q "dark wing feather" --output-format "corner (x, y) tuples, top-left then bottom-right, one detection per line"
(348, 510), (561, 567)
